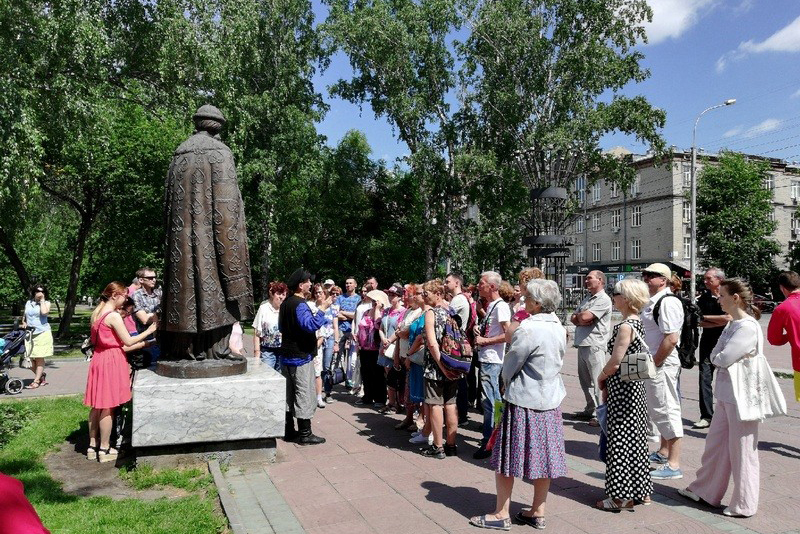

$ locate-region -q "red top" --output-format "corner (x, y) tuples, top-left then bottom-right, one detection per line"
(0, 473), (51, 534)
(767, 292), (800, 372)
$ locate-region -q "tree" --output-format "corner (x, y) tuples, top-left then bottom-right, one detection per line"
(459, 0), (666, 257)
(696, 152), (780, 290)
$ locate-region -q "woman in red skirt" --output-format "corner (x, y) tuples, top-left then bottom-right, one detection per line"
(84, 282), (157, 462)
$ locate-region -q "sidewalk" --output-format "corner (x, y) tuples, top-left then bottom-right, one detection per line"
(267, 350), (800, 534)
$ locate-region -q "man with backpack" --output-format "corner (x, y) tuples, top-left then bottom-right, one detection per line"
(640, 263), (685, 480)
(445, 273), (476, 427)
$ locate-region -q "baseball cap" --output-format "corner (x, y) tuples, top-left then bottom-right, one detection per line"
(642, 263), (672, 279)
(323, 279), (335, 287)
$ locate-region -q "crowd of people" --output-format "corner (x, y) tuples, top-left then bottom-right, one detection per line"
(16, 261), (797, 529)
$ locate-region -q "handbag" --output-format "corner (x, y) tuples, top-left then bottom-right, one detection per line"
(324, 350), (347, 390)
(728, 321), (787, 421)
(619, 323), (656, 382)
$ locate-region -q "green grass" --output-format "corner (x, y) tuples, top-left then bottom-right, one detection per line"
(119, 464), (215, 493)
(0, 396), (228, 534)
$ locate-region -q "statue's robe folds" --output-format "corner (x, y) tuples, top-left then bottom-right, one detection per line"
(160, 131), (254, 360)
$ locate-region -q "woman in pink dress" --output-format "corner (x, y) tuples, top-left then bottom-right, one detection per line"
(84, 282), (157, 463)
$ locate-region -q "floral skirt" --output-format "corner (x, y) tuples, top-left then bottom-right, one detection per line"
(490, 403), (568, 480)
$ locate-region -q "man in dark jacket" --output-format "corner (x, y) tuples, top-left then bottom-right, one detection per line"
(280, 268), (331, 445)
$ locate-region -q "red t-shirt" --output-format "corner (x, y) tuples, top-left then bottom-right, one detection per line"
(0, 473), (50, 534)
(767, 292), (800, 372)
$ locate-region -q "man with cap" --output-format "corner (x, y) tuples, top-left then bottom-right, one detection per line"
(640, 262), (685, 479)
(279, 268), (332, 445)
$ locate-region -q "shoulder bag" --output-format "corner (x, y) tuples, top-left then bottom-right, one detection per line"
(619, 322), (657, 382)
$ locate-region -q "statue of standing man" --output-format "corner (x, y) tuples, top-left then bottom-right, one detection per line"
(158, 105), (254, 375)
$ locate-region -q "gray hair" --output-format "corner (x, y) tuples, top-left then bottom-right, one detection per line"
(526, 279), (561, 313)
(706, 267), (726, 280)
(590, 270), (606, 285)
(481, 270), (502, 288)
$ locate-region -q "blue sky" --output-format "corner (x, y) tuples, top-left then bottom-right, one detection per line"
(312, 0), (800, 164)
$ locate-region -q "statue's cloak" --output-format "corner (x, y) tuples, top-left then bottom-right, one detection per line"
(161, 131), (254, 334)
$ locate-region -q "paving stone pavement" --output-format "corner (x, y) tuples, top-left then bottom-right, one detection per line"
(4, 326), (799, 534)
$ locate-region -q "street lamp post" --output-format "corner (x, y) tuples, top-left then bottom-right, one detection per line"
(690, 98), (736, 301)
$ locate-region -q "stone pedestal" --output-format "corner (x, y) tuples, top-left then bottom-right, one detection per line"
(132, 362), (285, 465)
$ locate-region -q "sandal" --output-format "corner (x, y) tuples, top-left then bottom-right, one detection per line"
(39, 372), (48, 386)
(379, 404), (396, 414)
(596, 498), (634, 512)
(97, 447), (119, 463)
(24, 381), (41, 389)
(395, 420), (414, 430)
(87, 446), (98, 461)
(469, 514), (511, 531)
(514, 511), (546, 529)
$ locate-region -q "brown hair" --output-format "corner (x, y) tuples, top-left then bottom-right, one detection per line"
(777, 271), (800, 291)
(670, 274), (683, 293)
(91, 282), (127, 324)
(518, 267), (544, 287)
(422, 279), (445, 296)
(720, 278), (761, 320)
(499, 281), (514, 303)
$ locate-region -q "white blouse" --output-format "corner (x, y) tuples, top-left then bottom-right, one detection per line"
(710, 316), (760, 405)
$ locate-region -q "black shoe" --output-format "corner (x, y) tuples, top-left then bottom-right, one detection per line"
(571, 411), (593, 421)
(284, 419), (299, 442)
(473, 446), (492, 460)
(296, 418), (326, 445)
(444, 444), (458, 457)
(420, 445), (445, 459)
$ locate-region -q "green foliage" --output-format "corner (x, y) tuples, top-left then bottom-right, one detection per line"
(0, 396), (226, 533)
(697, 152), (780, 290)
(0, 402), (37, 447)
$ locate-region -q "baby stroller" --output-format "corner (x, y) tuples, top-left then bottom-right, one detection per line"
(0, 328), (32, 395)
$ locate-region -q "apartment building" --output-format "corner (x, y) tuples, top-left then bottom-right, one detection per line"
(564, 149), (800, 288)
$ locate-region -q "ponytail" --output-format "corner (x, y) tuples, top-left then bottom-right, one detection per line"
(719, 278), (761, 320)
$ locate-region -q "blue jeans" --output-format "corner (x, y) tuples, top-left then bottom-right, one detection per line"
(322, 337), (335, 395)
(479, 362), (502, 446)
(260, 350), (281, 371)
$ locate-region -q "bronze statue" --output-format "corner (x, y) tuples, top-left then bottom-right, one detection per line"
(158, 105), (254, 374)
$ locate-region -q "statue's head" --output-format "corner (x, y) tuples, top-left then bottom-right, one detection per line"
(193, 105), (226, 136)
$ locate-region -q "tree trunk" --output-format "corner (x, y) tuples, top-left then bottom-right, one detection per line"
(258, 204), (273, 302)
(56, 214), (92, 339)
(0, 225), (32, 294)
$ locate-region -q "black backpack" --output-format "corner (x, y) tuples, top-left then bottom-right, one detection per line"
(652, 293), (700, 369)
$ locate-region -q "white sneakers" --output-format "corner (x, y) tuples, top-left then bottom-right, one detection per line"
(409, 432), (433, 445)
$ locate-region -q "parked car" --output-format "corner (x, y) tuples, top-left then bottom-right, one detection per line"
(753, 294), (775, 313)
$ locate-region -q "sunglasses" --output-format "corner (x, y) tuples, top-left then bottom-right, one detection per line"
(641, 272), (662, 279)
(612, 291), (621, 296)
(141, 276), (157, 280)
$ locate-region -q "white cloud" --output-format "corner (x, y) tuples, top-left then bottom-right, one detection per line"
(717, 15), (800, 72)
(723, 127), (742, 138)
(791, 88), (800, 99)
(733, 0), (754, 15)
(743, 119), (781, 138)
(642, 0), (716, 44)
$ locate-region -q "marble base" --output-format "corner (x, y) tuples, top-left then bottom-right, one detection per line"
(132, 362), (285, 447)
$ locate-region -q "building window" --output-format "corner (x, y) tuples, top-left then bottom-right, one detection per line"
(576, 216), (584, 234)
(682, 163), (691, 187)
(629, 176), (640, 196)
(631, 205), (641, 227)
(575, 244), (585, 263)
(792, 215), (800, 234)
(684, 237), (691, 259)
(609, 181), (619, 198)
(611, 240), (620, 261)
(631, 239), (641, 260)
(763, 174), (774, 191)
(792, 180), (800, 200)
(611, 209), (621, 230)
(683, 200), (691, 223)
(576, 176), (586, 205)
(592, 243), (601, 262)
(592, 212), (601, 231)
(767, 210), (776, 223)
(592, 182), (601, 203)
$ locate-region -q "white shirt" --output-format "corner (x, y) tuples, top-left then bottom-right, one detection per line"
(641, 288), (684, 365)
(711, 317), (760, 405)
(352, 302), (372, 339)
(478, 298), (511, 364)
(450, 293), (470, 332)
